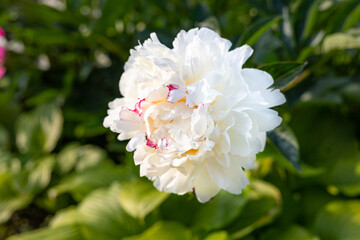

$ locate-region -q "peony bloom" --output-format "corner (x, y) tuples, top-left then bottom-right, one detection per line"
(0, 28), (6, 79)
(104, 28), (285, 202)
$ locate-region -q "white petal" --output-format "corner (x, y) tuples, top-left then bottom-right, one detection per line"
(242, 68), (274, 89)
(193, 168), (221, 203)
(224, 163), (249, 194)
(133, 145), (148, 165)
(206, 158), (228, 189)
(191, 104), (207, 137)
(167, 89), (187, 103)
(228, 45), (253, 68)
(126, 132), (146, 152)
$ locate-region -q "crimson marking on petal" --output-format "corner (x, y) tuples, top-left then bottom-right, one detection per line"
(167, 84), (179, 91)
(134, 98), (145, 116)
(119, 99), (145, 120)
(166, 84), (179, 102)
(161, 138), (169, 147)
(146, 138), (158, 149)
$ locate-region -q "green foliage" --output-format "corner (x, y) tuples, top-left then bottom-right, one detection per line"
(315, 201), (360, 240)
(0, 0), (359, 239)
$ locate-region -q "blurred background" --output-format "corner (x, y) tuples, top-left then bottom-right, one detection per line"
(0, 0), (360, 239)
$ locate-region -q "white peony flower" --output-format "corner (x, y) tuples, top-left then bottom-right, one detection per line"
(104, 28), (286, 203)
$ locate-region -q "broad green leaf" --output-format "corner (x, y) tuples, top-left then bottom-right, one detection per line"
(227, 180), (282, 239)
(267, 123), (301, 170)
(322, 32), (360, 53)
(49, 163), (131, 201)
(56, 143), (106, 175)
(259, 61), (307, 90)
(315, 200), (360, 240)
(8, 156), (55, 194)
(343, 4), (360, 31)
(290, 102), (360, 196)
(25, 156), (55, 193)
(50, 208), (81, 227)
(123, 221), (192, 240)
(77, 184), (144, 239)
(7, 225), (84, 240)
(261, 225), (319, 240)
(238, 16), (281, 46)
(193, 191), (248, 231)
(158, 194), (200, 227)
(0, 173), (33, 224)
(16, 104), (63, 154)
(118, 179), (169, 220)
(204, 231), (230, 240)
(0, 155), (54, 223)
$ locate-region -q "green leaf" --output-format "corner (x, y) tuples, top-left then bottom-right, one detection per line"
(16, 104), (63, 154)
(25, 89), (61, 107)
(290, 102), (360, 196)
(303, 0), (321, 39)
(267, 123), (301, 170)
(49, 163), (131, 201)
(193, 191), (248, 231)
(77, 184), (144, 239)
(322, 32), (360, 53)
(118, 178), (169, 220)
(56, 143), (106, 175)
(50, 208), (80, 227)
(315, 200), (360, 240)
(0, 173), (33, 224)
(204, 231), (230, 240)
(25, 156), (55, 193)
(259, 61), (307, 90)
(238, 16), (281, 46)
(7, 225), (84, 240)
(261, 225), (319, 240)
(343, 4), (360, 31)
(122, 221), (192, 240)
(228, 180), (282, 239)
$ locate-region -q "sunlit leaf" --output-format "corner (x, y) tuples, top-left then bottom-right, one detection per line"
(261, 225), (319, 240)
(342, 4), (360, 31)
(16, 104), (63, 154)
(118, 178), (169, 220)
(315, 200), (360, 240)
(123, 221), (192, 240)
(56, 143), (106, 175)
(25, 156), (55, 193)
(322, 32), (360, 53)
(204, 231), (230, 240)
(77, 184), (144, 239)
(7, 225), (84, 240)
(0, 173), (33, 224)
